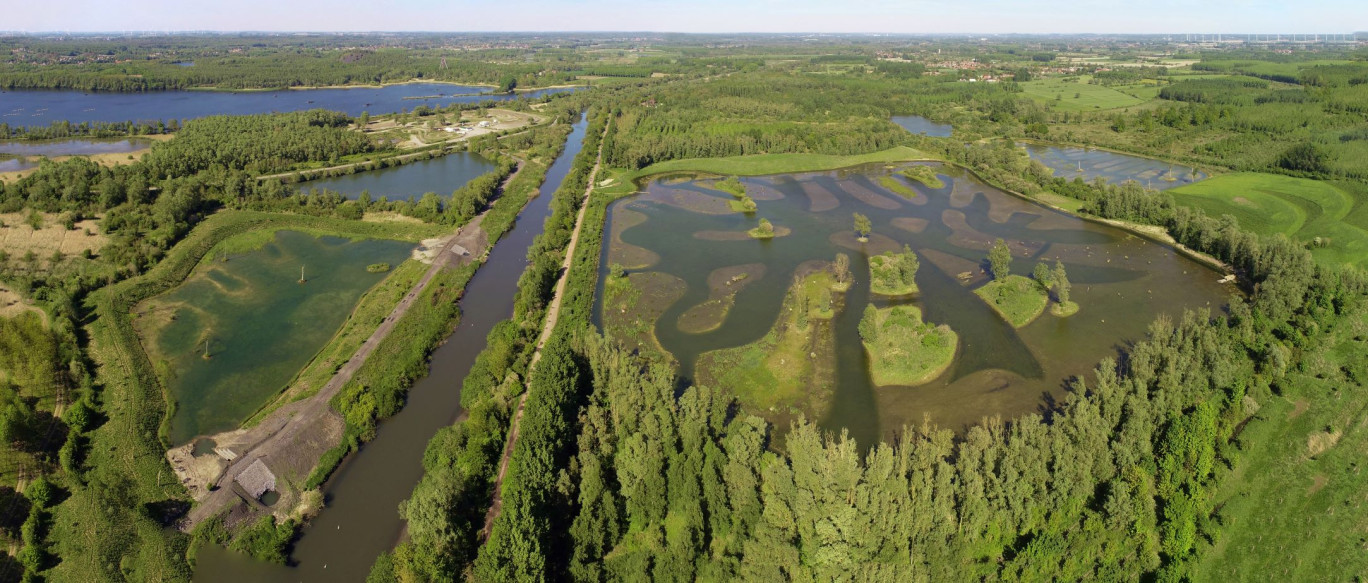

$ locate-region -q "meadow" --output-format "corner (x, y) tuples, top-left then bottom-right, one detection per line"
(1168, 172), (1368, 267)
(1019, 75), (1158, 111)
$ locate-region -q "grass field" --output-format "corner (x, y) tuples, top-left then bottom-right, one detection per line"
(974, 275), (1049, 328)
(630, 146), (932, 180)
(1168, 173), (1368, 267)
(1020, 76), (1158, 111)
(1194, 314), (1368, 581)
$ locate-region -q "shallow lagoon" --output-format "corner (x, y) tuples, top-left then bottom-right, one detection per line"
(135, 230), (412, 444)
(598, 163), (1230, 444)
(1024, 143), (1206, 190)
(297, 151), (496, 200)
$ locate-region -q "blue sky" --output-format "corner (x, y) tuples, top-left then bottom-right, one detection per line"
(8, 0), (1366, 34)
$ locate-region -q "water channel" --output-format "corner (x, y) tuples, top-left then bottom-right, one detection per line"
(192, 115), (590, 581)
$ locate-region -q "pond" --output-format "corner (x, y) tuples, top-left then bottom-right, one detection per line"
(0, 83), (579, 127)
(1024, 143), (1206, 190)
(0, 158), (37, 173)
(134, 230), (413, 444)
(296, 151), (497, 200)
(892, 115), (954, 137)
(0, 137), (156, 157)
(597, 163), (1231, 446)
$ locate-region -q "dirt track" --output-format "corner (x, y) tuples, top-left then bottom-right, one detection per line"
(177, 162), (523, 530)
(480, 122), (607, 539)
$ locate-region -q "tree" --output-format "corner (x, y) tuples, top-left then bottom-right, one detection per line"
(834, 253), (851, 286)
(1032, 261), (1052, 290)
(1053, 260), (1071, 304)
(853, 213), (872, 242)
(756, 218), (774, 237)
(988, 238), (1012, 281)
(358, 111), (370, 128)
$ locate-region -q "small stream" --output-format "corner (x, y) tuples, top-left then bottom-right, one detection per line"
(193, 116), (590, 581)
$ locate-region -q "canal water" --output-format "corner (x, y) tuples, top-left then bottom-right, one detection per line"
(192, 115), (590, 581)
(0, 83), (578, 127)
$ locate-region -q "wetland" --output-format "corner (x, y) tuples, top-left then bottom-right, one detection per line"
(134, 230), (412, 444)
(597, 162), (1231, 445)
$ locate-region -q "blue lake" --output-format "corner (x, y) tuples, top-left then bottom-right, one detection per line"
(0, 83), (579, 127)
(891, 115), (954, 137)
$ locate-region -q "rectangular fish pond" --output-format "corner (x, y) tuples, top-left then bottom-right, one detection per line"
(596, 162), (1233, 446)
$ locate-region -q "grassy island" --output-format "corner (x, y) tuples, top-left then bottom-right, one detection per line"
(748, 218), (778, 239)
(975, 275), (1049, 328)
(859, 304), (957, 386)
(869, 245), (919, 296)
(899, 165), (945, 189)
(696, 263), (847, 412)
(876, 175), (921, 199)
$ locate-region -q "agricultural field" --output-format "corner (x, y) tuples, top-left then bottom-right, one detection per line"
(1168, 172), (1368, 267)
(0, 211), (106, 268)
(1020, 75), (1160, 111)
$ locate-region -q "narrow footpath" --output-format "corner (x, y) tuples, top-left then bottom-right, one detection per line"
(481, 122), (607, 539)
(179, 162), (524, 530)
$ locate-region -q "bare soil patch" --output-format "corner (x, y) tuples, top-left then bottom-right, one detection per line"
(1308, 429), (1342, 458)
(1308, 474), (1329, 495)
(0, 212), (106, 267)
(1289, 398), (1310, 420)
(0, 284), (43, 321)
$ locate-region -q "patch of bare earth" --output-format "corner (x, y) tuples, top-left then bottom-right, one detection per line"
(1289, 399), (1310, 420)
(0, 212), (106, 267)
(1309, 474), (1328, 495)
(1307, 429), (1342, 458)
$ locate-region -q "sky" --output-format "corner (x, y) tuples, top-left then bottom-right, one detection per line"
(7, 0), (1367, 34)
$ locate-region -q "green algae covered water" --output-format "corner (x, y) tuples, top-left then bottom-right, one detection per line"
(135, 230), (412, 444)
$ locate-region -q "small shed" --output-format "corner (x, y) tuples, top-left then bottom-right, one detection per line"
(235, 459), (277, 499)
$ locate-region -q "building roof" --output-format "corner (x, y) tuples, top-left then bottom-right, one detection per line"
(235, 459), (277, 499)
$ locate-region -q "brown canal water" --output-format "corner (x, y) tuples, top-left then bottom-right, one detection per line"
(192, 115), (591, 581)
(595, 163), (1231, 446)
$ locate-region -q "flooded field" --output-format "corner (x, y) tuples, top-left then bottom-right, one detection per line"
(1024, 143), (1206, 190)
(297, 151), (496, 200)
(597, 163), (1231, 445)
(134, 230), (412, 444)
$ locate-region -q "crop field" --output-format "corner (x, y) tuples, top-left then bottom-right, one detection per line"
(0, 211), (106, 267)
(1168, 173), (1368, 267)
(1020, 76), (1159, 111)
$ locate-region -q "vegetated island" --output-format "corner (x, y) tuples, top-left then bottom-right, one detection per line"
(748, 218), (785, 239)
(695, 257), (852, 414)
(869, 245), (920, 296)
(876, 175), (920, 199)
(975, 275), (1049, 328)
(900, 165), (945, 189)
(859, 304), (958, 386)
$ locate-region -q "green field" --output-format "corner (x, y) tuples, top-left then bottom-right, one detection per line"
(1169, 173), (1368, 267)
(1194, 315), (1368, 581)
(630, 146), (932, 180)
(974, 275), (1049, 328)
(1020, 76), (1158, 111)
